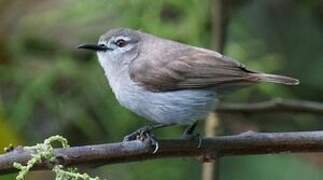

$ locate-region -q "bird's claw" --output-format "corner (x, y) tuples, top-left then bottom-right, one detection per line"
(123, 126), (159, 153)
(182, 133), (202, 149)
(123, 126), (150, 141)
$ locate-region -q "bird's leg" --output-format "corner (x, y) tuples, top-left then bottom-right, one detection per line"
(182, 122), (202, 148)
(123, 123), (175, 153)
(123, 123), (173, 141)
(183, 121), (198, 136)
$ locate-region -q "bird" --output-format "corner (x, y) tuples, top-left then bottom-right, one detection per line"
(78, 28), (299, 146)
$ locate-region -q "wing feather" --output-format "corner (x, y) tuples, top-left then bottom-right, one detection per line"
(129, 42), (256, 92)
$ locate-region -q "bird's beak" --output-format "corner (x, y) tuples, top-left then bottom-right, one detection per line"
(77, 43), (111, 51)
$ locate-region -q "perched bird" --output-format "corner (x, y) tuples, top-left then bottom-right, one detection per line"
(78, 28), (299, 144)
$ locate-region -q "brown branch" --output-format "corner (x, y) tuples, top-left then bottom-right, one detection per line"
(216, 98), (323, 114)
(2, 131), (323, 175)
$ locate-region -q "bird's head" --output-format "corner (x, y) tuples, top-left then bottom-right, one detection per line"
(78, 28), (141, 71)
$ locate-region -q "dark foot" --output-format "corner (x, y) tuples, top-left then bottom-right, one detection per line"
(123, 125), (154, 142)
(183, 122), (198, 136)
(182, 122), (202, 148)
(123, 123), (175, 153)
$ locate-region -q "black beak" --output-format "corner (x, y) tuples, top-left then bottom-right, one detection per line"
(77, 43), (111, 51)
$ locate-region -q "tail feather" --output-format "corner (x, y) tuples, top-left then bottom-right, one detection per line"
(249, 73), (300, 85)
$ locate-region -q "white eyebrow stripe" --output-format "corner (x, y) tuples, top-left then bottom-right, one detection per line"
(115, 36), (131, 41)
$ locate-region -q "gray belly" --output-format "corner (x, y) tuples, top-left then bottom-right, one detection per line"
(114, 83), (218, 125)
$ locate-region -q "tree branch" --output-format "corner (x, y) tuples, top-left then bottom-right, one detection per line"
(2, 131), (323, 175)
(216, 98), (323, 114)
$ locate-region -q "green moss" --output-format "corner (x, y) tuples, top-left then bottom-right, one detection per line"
(13, 135), (101, 180)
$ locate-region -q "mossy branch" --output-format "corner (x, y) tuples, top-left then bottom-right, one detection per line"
(1, 131), (323, 176)
(11, 136), (101, 180)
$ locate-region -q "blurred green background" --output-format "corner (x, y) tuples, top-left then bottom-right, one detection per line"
(0, 0), (323, 179)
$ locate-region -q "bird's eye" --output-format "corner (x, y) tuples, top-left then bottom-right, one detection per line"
(115, 39), (127, 47)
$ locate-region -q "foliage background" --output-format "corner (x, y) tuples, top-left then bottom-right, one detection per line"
(0, 0), (323, 179)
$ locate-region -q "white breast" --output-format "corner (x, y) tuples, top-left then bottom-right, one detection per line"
(109, 70), (218, 125)
(98, 53), (218, 125)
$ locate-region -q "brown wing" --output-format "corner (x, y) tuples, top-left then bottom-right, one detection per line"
(129, 44), (260, 92)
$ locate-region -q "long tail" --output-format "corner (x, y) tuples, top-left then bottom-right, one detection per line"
(249, 72), (300, 85)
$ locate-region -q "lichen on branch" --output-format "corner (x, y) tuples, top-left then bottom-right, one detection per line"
(13, 135), (102, 180)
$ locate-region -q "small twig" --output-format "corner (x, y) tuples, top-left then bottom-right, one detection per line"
(2, 131), (323, 175)
(216, 98), (323, 114)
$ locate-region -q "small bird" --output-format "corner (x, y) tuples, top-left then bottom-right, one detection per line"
(78, 28), (299, 143)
